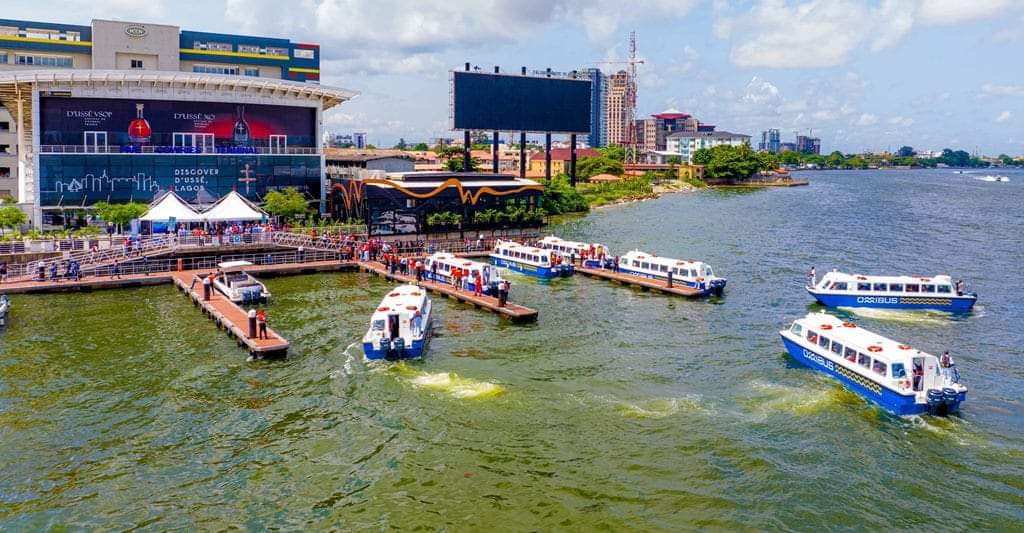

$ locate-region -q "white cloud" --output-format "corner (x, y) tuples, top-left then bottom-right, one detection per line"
(996, 110), (1012, 123)
(741, 76), (781, 105)
(856, 113), (878, 126)
(982, 83), (1024, 96)
(888, 116), (915, 127)
(918, 0), (1012, 24)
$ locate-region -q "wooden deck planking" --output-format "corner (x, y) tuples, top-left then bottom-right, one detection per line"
(575, 266), (704, 297)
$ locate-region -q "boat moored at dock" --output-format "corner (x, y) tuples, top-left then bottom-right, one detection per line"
(0, 294), (9, 326)
(779, 312), (967, 416)
(490, 240), (574, 278)
(537, 236), (610, 268)
(422, 253), (504, 295)
(213, 261), (271, 304)
(362, 284), (432, 361)
(808, 271), (977, 312)
(616, 250), (726, 296)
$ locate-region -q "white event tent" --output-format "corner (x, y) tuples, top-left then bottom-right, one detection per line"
(140, 191), (204, 222)
(200, 190), (269, 222)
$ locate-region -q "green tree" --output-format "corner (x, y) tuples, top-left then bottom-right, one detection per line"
(665, 155), (683, 165)
(93, 201), (147, 232)
(540, 175), (589, 215)
(446, 156), (480, 172)
(702, 144), (760, 181)
(394, 138), (407, 150)
(845, 155), (869, 169)
(263, 187), (309, 221)
(826, 150), (845, 168)
(692, 148), (713, 166)
(598, 145), (626, 162)
(778, 150), (800, 165)
(577, 156), (624, 180)
(756, 151), (780, 171)
(897, 145), (915, 157)
(413, 143), (429, 151)
(366, 144), (377, 150)
(0, 206), (27, 234)
(434, 145), (463, 162)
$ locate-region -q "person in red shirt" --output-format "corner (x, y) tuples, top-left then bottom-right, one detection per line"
(473, 271), (483, 296)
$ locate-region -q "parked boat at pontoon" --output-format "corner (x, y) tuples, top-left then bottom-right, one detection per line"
(422, 253), (504, 295)
(362, 284), (432, 361)
(617, 250), (726, 296)
(213, 261), (270, 304)
(779, 312), (967, 416)
(490, 240), (574, 278)
(537, 236), (610, 268)
(808, 271), (976, 312)
(0, 294), (9, 327)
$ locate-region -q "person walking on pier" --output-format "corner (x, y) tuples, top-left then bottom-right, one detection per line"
(0, 262), (7, 284)
(415, 260), (424, 282)
(111, 259), (122, 279)
(142, 255), (149, 276)
(256, 308), (268, 339)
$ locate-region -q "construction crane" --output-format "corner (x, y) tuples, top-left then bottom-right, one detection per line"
(593, 31), (644, 163)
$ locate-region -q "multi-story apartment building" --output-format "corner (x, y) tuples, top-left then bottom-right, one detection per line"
(580, 68), (607, 148)
(0, 18), (354, 226)
(759, 129), (781, 153)
(796, 135), (821, 155)
(667, 131), (751, 163)
(604, 70), (635, 147)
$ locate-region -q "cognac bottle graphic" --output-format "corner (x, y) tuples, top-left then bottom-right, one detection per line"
(232, 105), (250, 146)
(127, 103), (152, 145)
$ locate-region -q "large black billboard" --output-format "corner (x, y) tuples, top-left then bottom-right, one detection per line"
(451, 71), (591, 134)
(39, 97), (317, 150)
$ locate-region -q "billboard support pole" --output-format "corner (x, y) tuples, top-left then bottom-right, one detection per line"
(463, 130), (471, 172)
(519, 132), (526, 179)
(492, 131), (499, 174)
(570, 134), (577, 187)
(544, 133), (552, 181)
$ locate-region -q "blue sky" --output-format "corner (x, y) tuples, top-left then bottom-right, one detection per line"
(7, 0), (1024, 154)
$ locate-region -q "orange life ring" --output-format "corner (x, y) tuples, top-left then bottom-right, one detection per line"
(868, 346), (882, 353)
(842, 322), (857, 328)
(406, 305), (418, 310)
(388, 292), (400, 297)
(696, 277), (704, 282)
(919, 277), (930, 282)
(377, 306), (390, 312)
(898, 344), (912, 350)
(856, 276), (867, 280)
(820, 324), (833, 330)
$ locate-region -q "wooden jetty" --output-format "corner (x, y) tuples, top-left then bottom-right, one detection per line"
(170, 272), (289, 358)
(359, 261), (538, 322)
(575, 266), (705, 297)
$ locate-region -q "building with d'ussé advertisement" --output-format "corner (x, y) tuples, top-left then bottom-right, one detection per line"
(0, 18), (355, 226)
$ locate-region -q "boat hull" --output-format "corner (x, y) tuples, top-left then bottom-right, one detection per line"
(490, 256), (574, 278)
(614, 266), (726, 296)
(422, 271), (498, 295)
(780, 334), (966, 416)
(807, 289), (976, 312)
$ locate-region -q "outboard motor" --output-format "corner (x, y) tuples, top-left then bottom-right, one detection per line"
(926, 389), (945, 416)
(392, 337), (406, 358)
(942, 387), (960, 414)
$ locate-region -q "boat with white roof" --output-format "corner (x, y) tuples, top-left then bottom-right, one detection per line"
(213, 261), (270, 304)
(537, 236), (610, 268)
(362, 283), (432, 361)
(422, 252), (504, 295)
(779, 312), (967, 416)
(617, 250), (726, 296)
(490, 239), (574, 278)
(808, 270), (977, 312)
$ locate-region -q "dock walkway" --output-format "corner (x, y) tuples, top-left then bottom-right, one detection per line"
(576, 266), (704, 297)
(359, 261), (538, 322)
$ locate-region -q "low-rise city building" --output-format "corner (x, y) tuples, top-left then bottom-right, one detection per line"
(666, 131), (751, 163)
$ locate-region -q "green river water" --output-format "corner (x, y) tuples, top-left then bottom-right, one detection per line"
(0, 169), (1022, 530)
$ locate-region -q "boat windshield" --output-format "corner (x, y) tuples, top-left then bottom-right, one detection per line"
(371, 319), (385, 331)
(703, 265), (713, 277)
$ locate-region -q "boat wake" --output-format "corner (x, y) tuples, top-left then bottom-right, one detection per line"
(408, 371), (504, 399)
(838, 306), (952, 324)
(744, 380), (852, 417)
(974, 175), (1010, 182)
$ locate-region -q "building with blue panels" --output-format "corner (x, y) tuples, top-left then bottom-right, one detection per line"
(0, 18), (355, 227)
(580, 68), (607, 148)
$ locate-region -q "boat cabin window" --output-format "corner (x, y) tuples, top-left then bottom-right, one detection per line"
(632, 260), (640, 267)
(660, 264), (669, 273)
(858, 353), (871, 368)
(937, 285), (952, 294)
(830, 341), (843, 355)
(806, 330), (818, 343)
(857, 282), (871, 291)
(923, 285), (936, 293)
(818, 336), (830, 349)
(872, 360), (887, 376)
(891, 363), (907, 379)
(889, 283), (903, 292)
(873, 283), (887, 291)
(371, 319), (385, 331)
(790, 323), (803, 336)
(831, 282), (848, 291)
(906, 284), (919, 293)
(843, 347), (857, 362)
(703, 266), (713, 277)
(641, 262), (650, 270)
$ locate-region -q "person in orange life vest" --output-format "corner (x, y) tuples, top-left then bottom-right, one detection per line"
(474, 271), (483, 296)
(256, 308), (268, 339)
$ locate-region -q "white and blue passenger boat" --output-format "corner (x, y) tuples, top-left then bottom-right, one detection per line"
(537, 236), (610, 268)
(422, 252), (504, 295)
(618, 250), (726, 296)
(779, 312), (967, 416)
(808, 271), (977, 313)
(490, 240), (574, 278)
(362, 284), (432, 361)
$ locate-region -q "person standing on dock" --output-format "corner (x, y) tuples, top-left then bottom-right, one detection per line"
(498, 279), (510, 307)
(613, 255), (620, 272)
(256, 309), (268, 339)
(0, 262), (7, 284)
(473, 271), (483, 297)
(142, 255), (149, 276)
(415, 260), (424, 282)
(111, 260), (121, 279)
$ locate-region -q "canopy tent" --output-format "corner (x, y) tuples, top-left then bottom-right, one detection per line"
(140, 190), (204, 222)
(201, 190), (268, 222)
